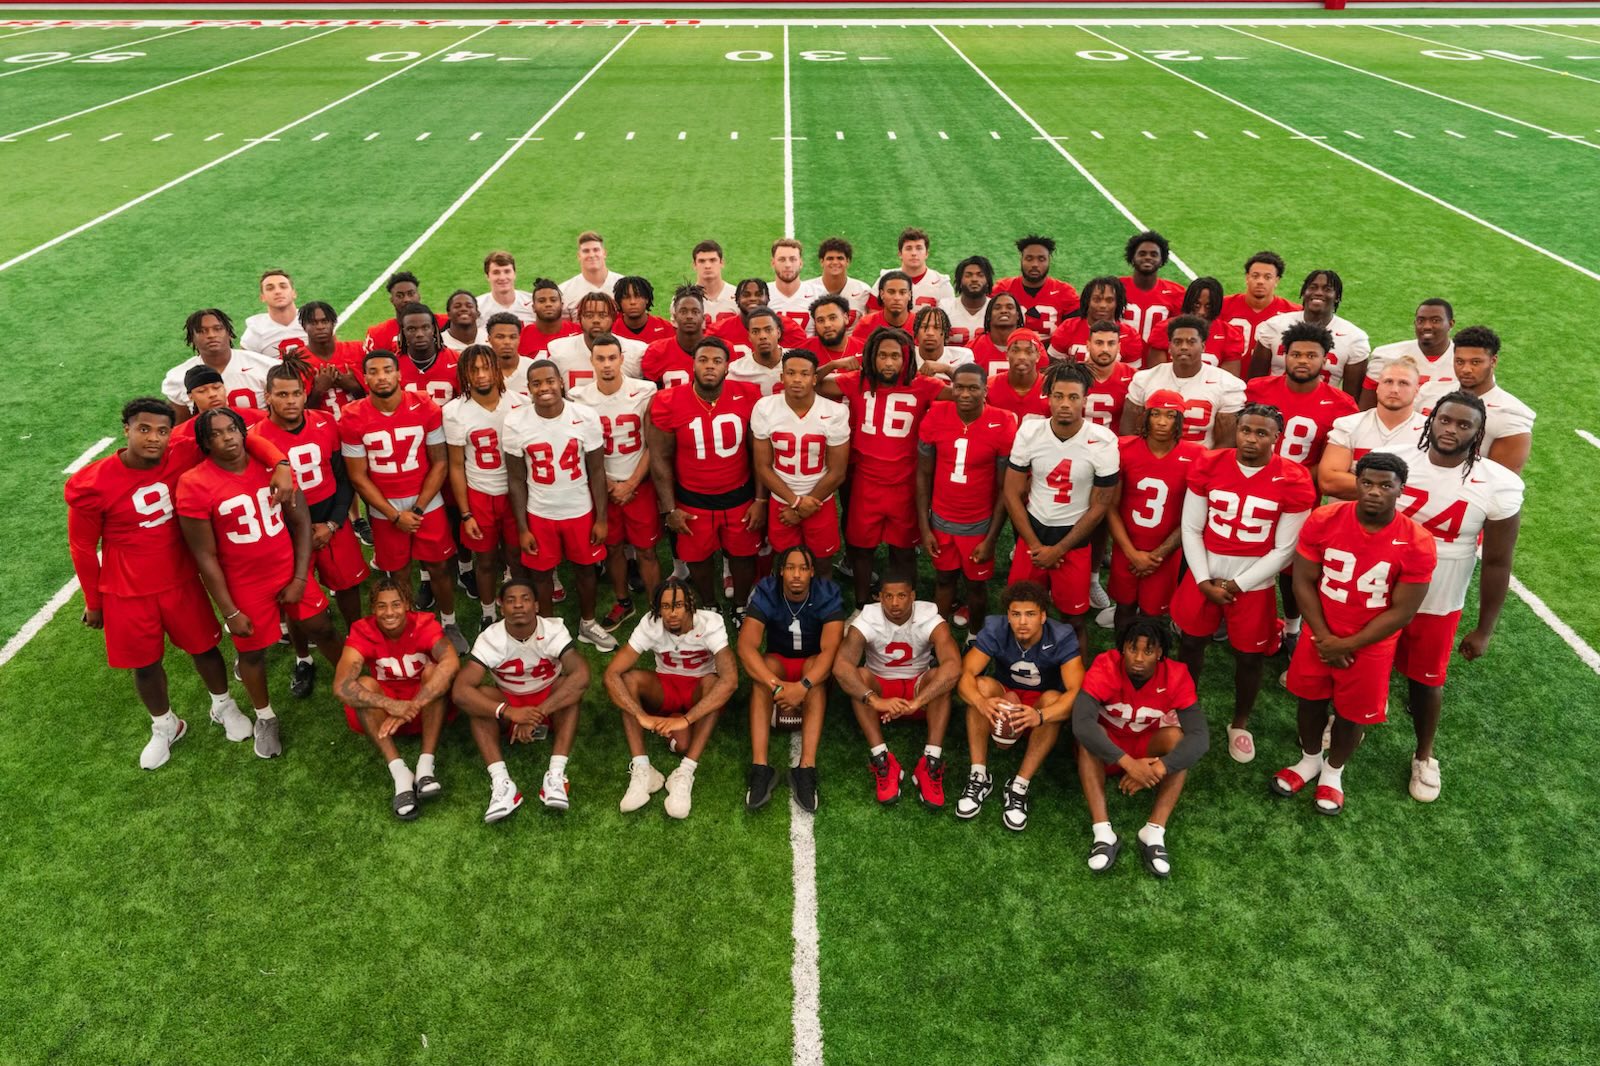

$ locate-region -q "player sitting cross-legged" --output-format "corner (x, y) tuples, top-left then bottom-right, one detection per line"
(1071, 619), (1209, 879)
(831, 571), (963, 809)
(604, 578), (739, 819)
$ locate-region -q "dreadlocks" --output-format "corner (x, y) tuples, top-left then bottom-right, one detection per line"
(613, 274), (655, 309)
(455, 344), (504, 396)
(1418, 389), (1488, 480)
(1075, 276), (1128, 323)
(194, 407), (247, 455)
(183, 308), (235, 348)
(395, 301), (443, 357)
(1237, 401), (1285, 433)
(650, 576), (700, 621)
(861, 326), (917, 391)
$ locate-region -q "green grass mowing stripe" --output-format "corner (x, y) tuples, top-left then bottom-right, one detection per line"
(1370, 23), (1600, 84)
(0, 24), (194, 62)
(0, 23), (198, 74)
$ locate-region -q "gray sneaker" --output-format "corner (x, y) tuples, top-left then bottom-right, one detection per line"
(253, 716), (282, 759)
(442, 623), (470, 655)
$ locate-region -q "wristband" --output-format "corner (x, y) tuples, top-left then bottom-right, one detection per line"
(411, 505), (425, 517)
(770, 680), (784, 698)
(494, 702), (506, 721)
(225, 609), (244, 620)
(460, 512), (473, 521)
(799, 678), (813, 691)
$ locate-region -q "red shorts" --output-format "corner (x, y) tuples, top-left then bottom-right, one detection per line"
(657, 672), (704, 715)
(521, 512), (606, 571)
(1006, 541), (1092, 616)
(675, 501), (763, 563)
(1170, 573), (1281, 655)
(845, 477), (918, 550)
(1395, 610), (1462, 687)
(1102, 725), (1157, 775)
(1003, 688), (1043, 709)
(101, 576), (221, 669)
(314, 522), (370, 592)
(1286, 631), (1398, 725)
(872, 673), (927, 721)
(460, 487), (518, 553)
(371, 505), (456, 572)
(230, 576), (330, 653)
(774, 655), (809, 683)
(343, 677), (460, 735)
(931, 528), (996, 582)
(605, 480), (661, 549)
(768, 496), (841, 557)
(1106, 544), (1182, 618)
(501, 684), (553, 735)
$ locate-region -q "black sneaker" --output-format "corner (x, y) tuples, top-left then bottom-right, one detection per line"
(1280, 629), (1300, 660)
(626, 556), (645, 594)
(954, 770), (993, 819)
(1000, 776), (1030, 832)
(289, 659), (315, 699)
(729, 605), (748, 632)
(790, 765), (819, 813)
(414, 579), (436, 611)
(746, 763), (778, 812)
(457, 566), (478, 601)
(352, 517), (373, 546)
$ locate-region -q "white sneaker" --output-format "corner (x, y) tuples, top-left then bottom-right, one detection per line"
(1279, 669), (1291, 690)
(1410, 757), (1441, 802)
(1088, 576), (1110, 610)
(620, 761), (665, 812)
(664, 764), (695, 819)
(1226, 726), (1256, 764)
(210, 698), (253, 742)
(552, 571), (567, 603)
(484, 775), (522, 823)
(722, 558), (735, 600)
(578, 618), (618, 652)
(952, 606), (970, 629)
(1094, 605), (1117, 629)
(671, 558), (690, 581)
(140, 716), (187, 770)
(540, 767), (570, 810)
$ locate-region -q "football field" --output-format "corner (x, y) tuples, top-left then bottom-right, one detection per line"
(2, 7), (1600, 1064)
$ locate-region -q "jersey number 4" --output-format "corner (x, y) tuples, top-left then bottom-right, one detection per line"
(1398, 486), (1468, 541)
(526, 438), (583, 485)
(1320, 550), (1393, 608)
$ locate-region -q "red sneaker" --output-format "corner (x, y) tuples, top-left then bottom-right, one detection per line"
(869, 751), (903, 805)
(913, 754), (946, 809)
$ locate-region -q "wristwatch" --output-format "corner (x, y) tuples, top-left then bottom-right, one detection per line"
(411, 504), (425, 517)
(799, 678), (813, 691)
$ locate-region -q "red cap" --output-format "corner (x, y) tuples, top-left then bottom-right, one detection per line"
(1145, 389), (1186, 412)
(1005, 328), (1045, 355)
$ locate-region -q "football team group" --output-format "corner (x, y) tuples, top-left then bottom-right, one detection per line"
(64, 227), (1532, 879)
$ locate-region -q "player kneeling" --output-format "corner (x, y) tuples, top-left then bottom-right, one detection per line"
(955, 580), (1085, 831)
(831, 571), (962, 808)
(332, 578), (460, 820)
(603, 578), (738, 818)
(451, 579), (591, 823)
(1072, 620), (1209, 878)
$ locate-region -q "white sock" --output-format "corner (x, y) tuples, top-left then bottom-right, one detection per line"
(255, 705), (276, 721)
(581, 617), (597, 627)
(1139, 822), (1166, 848)
(870, 743), (888, 758)
(549, 754), (568, 777)
(459, 560), (473, 575)
(419, 577), (431, 587)
(416, 753), (435, 779)
(631, 755), (650, 770)
(296, 655), (313, 666)
(440, 612), (455, 626)
(1319, 761), (1345, 794)
(1288, 749), (1324, 782)
(482, 603), (499, 622)
(971, 763), (987, 780)
(1088, 821), (1117, 871)
(388, 758), (413, 794)
(1011, 775), (1030, 794)
(488, 760), (510, 786)
(151, 710), (178, 735)
(210, 691), (234, 709)
(1284, 616), (1302, 635)
(680, 757), (698, 774)
(924, 745), (942, 759)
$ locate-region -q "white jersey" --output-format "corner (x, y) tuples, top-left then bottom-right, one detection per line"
(803, 276), (873, 326)
(1326, 408), (1426, 461)
(699, 280), (741, 326)
(546, 333), (646, 390)
(1367, 339), (1454, 393)
(728, 355), (784, 395)
(162, 349), (277, 411)
(626, 609), (730, 678)
(852, 601), (944, 680)
(239, 312), (306, 356)
(769, 279), (821, 337)
(1128, 363), (1246, 447)
(442, 392), (525, 495)
(939, 297), (989, 348)
(478, 289), (535, 326)
(441, 327), (487, 353)
(926, 344), (976, 378)
(1008, 419), (1121, 527)
(470, 617), (572, 696)
(1256, 311), (1371, 391)
(752, 393), (851, 496)
(1416, 382), (1535, 453)
(878, 267), (954, 307)
(502, 356), (537, 400)
(500, 400), (604, 520)
(559, 271), (625, 320)
(1376, 450), (1523, 615)
(570, 378), (656, 480)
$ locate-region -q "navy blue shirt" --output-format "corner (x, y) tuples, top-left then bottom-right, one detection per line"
(973, 615), (1081, 693)
(747, 576), (846, 659)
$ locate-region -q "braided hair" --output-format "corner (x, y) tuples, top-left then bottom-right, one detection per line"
(1417, 388), (1488, 480)
(650, 576), (700, 621)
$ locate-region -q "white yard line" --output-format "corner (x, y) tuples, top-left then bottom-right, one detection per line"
(0, 26), (49, 41)
(62, 436), (113, 475)
(10, 16), (1600, 29)
(1508, 577), (1600, 676)
(782, 24), (795, 239)
(1514, 24), (1600, 48)
(0, 26), (197, 77)
(1370, 25), (1600, 88)
(0, 579), (82, 672)
(1, 26), (345, 141)
(0, 26), (497, 276)
(788, 732), (824, 1066)
(1577, 429), (1600, 452)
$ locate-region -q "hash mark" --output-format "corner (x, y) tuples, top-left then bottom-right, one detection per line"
(677, 131), (686, 140)
(938, 130), (948, 140)
(625, 130), (635, 140)
(574, 130), (584, 140)
(887, 130), (897, 140)
(99, 132), (121, 142)
(1243, 130), (1260, 139)
(1343, 130), (1363, 139)
(1091, 130), (1103, 140)
(153, 133), (172, 142)
(364, 132), (379, 142)
(836, 130), (845, 140)
(416, 132), (430, 141)
(204, 132), (223, 142)
(1141, 130), (1156, 140)
(469, 131), (481, 141)
(1445, 129), (1466, 139)
(48, 132), (70, 142)
(990, 130), (1000, 139)
(1394, 130), (1415, 139)
(730, 131), (738, 140)
(1193, 130), (1208, 139)
(312, 132), (328, 141)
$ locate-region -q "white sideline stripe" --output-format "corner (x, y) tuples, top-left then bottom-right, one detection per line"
(0, 26), (197, 77)
(62, 436), (113, 475)
(1515, 24), (1600, 47)
(1, 26), (344, 140)
(1577, 428), (1600, 452)
(0, 25), (497, 276)
(0, 579), (81, 672)
(13, 17), (1600, 29)
(1370, 25), (1600, 88)
(788, 732), (824, 1066)
(1226, 25), (1600, 149)
(0, 26), (49, 41)
(932, 26), (1197, 279)
(1078, 26), (1600, 285)
(782, 24), (794, 239)
(335, 24), (640, 326)
(1508, 577), (1600, 676)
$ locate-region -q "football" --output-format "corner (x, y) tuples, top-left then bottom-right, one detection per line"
(992, 701), (1022, 749)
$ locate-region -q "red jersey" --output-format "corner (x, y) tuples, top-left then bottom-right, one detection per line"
(711, 314), (807, 361)
(1297, 502), (1436, 635)
(170, 406), (266, 452)
(992, 276), (1080, 338)
(614, 315), (674, 346)
(1085, 362), (1136, 431)
(799, 335), (863, 366)
(1245, 374), (1358, 469)
(517, 320), (580, 358)
(250, 410), (341, 506)
(281, 339), (366, 420)
(176, 459), (293, 594)
(337, 392), (444, 500)
(985, 371), (1049, 423)
(1047, 317), (1146, 366)
(1188, 449), (1317, 558)
(968, 334), (1011, 380)
(649, 381), (763, 498)
(1116, 436), (1202, 551)
(1081, 651), (1197, 734)
(398, 350), (460, 407)
(917, 402), (1019, 526)
(1219, 293), (1300, 354)
(850, 311), (915, 347)
(829, 372), (944, 485)
(347, 612), (445, 686)
(1148, 317), (1247, 369)
(1119, 277), (1186, 342)
(642, 335), (698, 389)
(364, 313), (448, 354)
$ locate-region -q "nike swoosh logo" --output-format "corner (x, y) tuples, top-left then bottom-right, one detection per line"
(1391, 539), (1409, 545)
(1042, 644), (1053, 650)
(1318, 400), (1336, 405)
(1156, 687), (1166, 693)
(1469, 479), (1485, 484)
(1178, 457), (1193, 462)
(986, 422), (1001, 428)
(1272, 476), (1289, 482)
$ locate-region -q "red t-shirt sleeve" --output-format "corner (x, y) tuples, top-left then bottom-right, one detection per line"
(65, 477), (106, 610)
(1284, 465), (1319, 512)
(1147, 319), (1171, 351)
(413, 614), (446, 654)
(914, 375), (946, 404)
(1047, 318), (1073, 353)
(1296, 505), (1333, 562)
(174, 471), (212, 521)
(649, 389), (679, 431)
(1081, 651), (1123, 703)
(345, 619), (380, 664)
(1164, 660), (1198, 708)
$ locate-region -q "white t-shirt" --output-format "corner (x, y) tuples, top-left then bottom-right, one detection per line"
(1008, 419), (1121, 526)
(545, 334), (646, 390)
(570, 378), (657, 480)
(803, 276), (873, 326)
(442, 392), (525, 495)
(851, 601), (944, 680)
(698, 280), (741, 326)
(769, 279), (821, 337)
(1416, 382), (1535, 453)
(626, 609), (730, 678)
(878, 267), (954, 306)
(162, 349), (277, 410)
(239, 312), (306, 356)
(751, 393), (852, 496)
(470, 617), (572, 696)
(477, 289), (535, 326)
(1366, 339), (1455, 394)
(559, 271), (625, 319)
(1326, 408), (1427, 461)
(500, 400), (604, 520)
(939, 297), (989, 348)
(1127, 363), (1246, 447)
(1256, 311), (1371, 391)
(441, 328), (487, 353)
(727, 355), (784, 395)
(503, 356), (537, 400)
